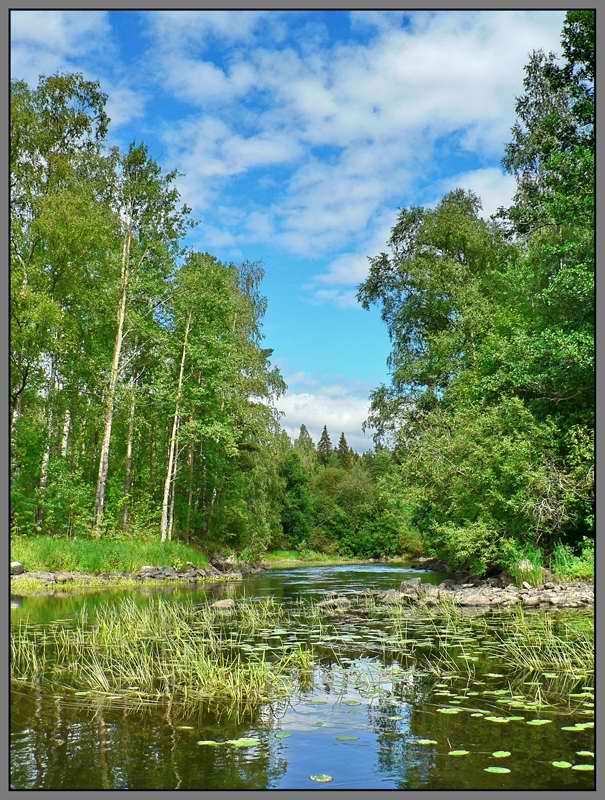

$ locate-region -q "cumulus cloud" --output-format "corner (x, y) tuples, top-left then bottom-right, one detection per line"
(278, 385), (373, 452)
(437, 167), (517, 219)
(144, 10), (562, 298)
(11, 10), (147, 130)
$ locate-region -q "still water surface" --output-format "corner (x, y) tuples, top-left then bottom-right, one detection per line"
(11, 563), (595, 790)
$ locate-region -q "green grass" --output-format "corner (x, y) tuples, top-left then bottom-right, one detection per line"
(551, 539), (594, 581)
(264, 549), (369, 568)
(11, 535), (209, 575)
(11, 597), (312, 714)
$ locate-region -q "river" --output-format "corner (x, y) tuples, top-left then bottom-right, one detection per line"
(10, 563), (595, 790)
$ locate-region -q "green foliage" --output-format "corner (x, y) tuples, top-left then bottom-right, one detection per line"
(357, 12), (594, 575)
(551, 537), (594, 580)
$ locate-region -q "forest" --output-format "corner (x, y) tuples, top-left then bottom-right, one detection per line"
(10, 11), (594, 580)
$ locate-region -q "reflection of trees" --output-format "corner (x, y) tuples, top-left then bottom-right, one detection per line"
(10, 690), (289, 789)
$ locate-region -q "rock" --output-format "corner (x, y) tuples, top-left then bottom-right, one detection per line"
(211, 598), (235, 610)
(54, 572), (76, 583)
(379, 590), (407, 605)
(318, 596), (351, 611)
(522, 595), (542, 607)
(457, 593), (492, 607)
(400, 577), (422, 589)
(522, 581), (532, 590)
(10, 561), (25, 576)
(543, 581), (555, 589)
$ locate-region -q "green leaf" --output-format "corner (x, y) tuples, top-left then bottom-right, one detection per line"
(484, 766), (511, 774)
(552, 761), (572, 769)
(492, 751), (511, 758)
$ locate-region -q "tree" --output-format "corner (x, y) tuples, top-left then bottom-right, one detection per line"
(317, 426), (333, 466)
(337, 432), (352, 469)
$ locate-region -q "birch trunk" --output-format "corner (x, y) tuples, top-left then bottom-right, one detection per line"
(93, 225), (132, 537)
(185, 443), (194, 543)
(36, 364), (56, 522)
(160, 311), (191, 542)
(121, 381), (136, 530)
(60, 408), (71, 458)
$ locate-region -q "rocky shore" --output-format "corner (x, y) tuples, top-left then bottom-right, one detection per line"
(10, 556), (264, 590)
(372, 575), (593, 610)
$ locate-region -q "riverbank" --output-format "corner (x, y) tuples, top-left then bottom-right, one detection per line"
(263, 549), (377, 569)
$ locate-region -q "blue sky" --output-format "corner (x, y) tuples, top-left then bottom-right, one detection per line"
(11, 10), (565, 449)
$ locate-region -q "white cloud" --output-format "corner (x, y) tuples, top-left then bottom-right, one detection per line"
(278, 385), (372, 451)
(438, 167), (517, 219)
(11, 10), (147, 130)
(11, 11), (111, 84)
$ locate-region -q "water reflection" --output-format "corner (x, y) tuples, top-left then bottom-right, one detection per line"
(10, 563), (594, 790)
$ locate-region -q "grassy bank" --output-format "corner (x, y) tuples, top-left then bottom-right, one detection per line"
(263, 549), (377, 569)
(11, 535), (209, 575)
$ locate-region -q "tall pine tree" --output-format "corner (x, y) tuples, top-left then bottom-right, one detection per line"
(317, 425), (333, 466)
(337, 432), (352, 469)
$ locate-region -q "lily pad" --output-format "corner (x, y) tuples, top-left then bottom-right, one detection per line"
(275, 731), (291, 739)
(176, 726), (194, 730)
(438, 708), (461, 715)
(227, 738), (260, 748)
(571, 764), (594, 771)
(484, 766), (511, 774)
(576, 751), (594, 758)
(197, 740), (223, 746)
(526, 719), (552, 726)
(484, 716), (510, 723)
(417, 739), (438, 745)
(492, 751), (511, 758)
(561, 726), (584, 732)
(336, 735), (358, 742)
(310, 774), (333, 783)
(552, 761), (572, 769)
(342, 699), (361, 705)
(448, 750), (470, 757)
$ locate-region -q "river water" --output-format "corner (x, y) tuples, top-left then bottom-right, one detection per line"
(10, 563), (595, 790)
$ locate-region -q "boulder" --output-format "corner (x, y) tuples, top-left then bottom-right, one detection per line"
(318, 595), (351, 611)
(10, 561), (25, 576)
(211, 598), (235, 610)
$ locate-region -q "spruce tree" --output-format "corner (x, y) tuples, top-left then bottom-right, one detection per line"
(337, 432), (352, 469)
(317, 425), (333, 466)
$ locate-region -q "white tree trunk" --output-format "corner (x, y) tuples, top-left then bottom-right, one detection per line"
(93, 226), (132, 537)
(160, 312), (191, 542)
(121, 381), (136, 530)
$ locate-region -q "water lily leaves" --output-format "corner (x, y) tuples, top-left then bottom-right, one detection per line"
(484, 717), (510, 723)
(275, 731), (291, 739)
(470, 713), (485, 718)
(227, 738), (260, 748)
(417, 739), (438, 745)
(484, 766), (511, 774)
(506, 716), (526, 722)
(572, 764), (594, 771)
(342, 698), (361, 705)
(576, 751), (594, 758)
(176, 725), (195, 730)
(438, 708), (461, 715)
(306, 699), (328, 705)
(197, 740), (223, 746)
(552, 761), (572, 769)
(310, 774), (333, 783)
(561, 725), (588, 732)
(526, 719), (552, 726)
(492, 751), (511, 758)
(448, 750), (470, 757)
(336, 735), (359, 742)
(486, 673), (504, 678)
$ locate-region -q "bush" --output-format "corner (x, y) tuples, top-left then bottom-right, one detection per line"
(428, 520), (503, 576)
